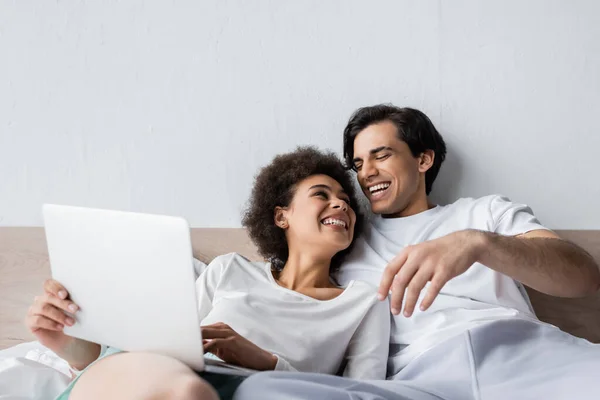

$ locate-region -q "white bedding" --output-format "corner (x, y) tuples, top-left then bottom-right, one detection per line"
(0, 341), (71, 400)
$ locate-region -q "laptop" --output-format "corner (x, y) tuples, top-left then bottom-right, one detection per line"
(43, 204), (256, 376)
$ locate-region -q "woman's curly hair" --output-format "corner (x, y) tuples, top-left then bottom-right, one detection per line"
(242, 146), (364, 273)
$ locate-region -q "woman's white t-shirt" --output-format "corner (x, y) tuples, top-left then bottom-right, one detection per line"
(196, 253), (390, 379)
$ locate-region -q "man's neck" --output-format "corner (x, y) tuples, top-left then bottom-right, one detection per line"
(383, 194), (435, 219)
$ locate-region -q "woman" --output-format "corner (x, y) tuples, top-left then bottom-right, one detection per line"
(26, 147), (390, 400)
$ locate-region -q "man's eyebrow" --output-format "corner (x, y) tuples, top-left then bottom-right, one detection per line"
(370, 146), (393, 155)
(352, 146), (393, 163)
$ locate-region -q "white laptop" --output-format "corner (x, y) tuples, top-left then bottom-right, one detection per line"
(43, 204), (256, 376)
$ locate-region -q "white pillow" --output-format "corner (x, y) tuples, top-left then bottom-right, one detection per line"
(193, 258), (207, 279)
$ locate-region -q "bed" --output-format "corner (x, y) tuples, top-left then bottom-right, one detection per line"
(1, 227), (599, 398)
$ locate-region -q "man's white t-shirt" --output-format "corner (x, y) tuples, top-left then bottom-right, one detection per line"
(335, 195), (548, 378)
(196, 253), (390, 379)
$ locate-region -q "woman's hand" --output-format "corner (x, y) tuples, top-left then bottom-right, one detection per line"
(26, 279), (80, 350)
(201, 322), (278, 371)
(25, 279), (100, 370)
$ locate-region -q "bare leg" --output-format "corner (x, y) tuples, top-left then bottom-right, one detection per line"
(70, 352), (218, 400)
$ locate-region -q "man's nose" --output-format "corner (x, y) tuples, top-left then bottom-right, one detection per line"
(361, 160), (378, 181)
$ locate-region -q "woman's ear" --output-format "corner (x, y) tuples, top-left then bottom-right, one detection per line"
(274, 207), (289, 229)
(418, 150), (435, 173)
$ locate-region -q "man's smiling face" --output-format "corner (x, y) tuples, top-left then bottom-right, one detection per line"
(352, 121), (426, 217)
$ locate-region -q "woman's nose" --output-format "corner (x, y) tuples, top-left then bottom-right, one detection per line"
(332, 201), (348, 211)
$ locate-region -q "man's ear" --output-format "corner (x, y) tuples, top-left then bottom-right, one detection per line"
(418, 150), (435, 173)
(274, 206), (289, 229)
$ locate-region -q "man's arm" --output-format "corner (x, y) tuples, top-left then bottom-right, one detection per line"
(477, 229), (600, 298)
(378, 229), (600, 317)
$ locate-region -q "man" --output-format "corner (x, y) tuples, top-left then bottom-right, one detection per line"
(234, 104), (600, 400)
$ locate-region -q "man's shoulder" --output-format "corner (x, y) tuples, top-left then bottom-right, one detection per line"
(447, 194), (509, 210)
(445, 194), (544, 234)
(444, 194), (515, 219)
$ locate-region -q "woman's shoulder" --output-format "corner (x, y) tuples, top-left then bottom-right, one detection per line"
(209, 253), (270, 278)
(209, 252), (257, 266)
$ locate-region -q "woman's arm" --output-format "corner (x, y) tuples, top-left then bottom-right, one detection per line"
(26, 279), (102, 371)
(198, 255), (301, 372)
(202, 322), (298, 371)
(342, 297), (390, 380)
(196, 255), (230, 321)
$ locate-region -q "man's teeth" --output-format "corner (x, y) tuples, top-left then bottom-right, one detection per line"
(322, 218), (347, 228)
(369, 183), (390, 193)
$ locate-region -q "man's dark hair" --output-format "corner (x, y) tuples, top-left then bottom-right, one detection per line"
(242, 146), (364, 273)
(343, 104), (447, 195)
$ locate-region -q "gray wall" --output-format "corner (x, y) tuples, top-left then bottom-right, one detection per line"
(1, 0), (598, 228)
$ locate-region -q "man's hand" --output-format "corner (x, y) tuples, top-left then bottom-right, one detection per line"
(378, 230), (485, 317)
(202, 322), (278, 371)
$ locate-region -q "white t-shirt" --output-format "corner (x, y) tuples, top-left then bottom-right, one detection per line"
(196, 253), (390, 379)
(335, 195), (548, 378)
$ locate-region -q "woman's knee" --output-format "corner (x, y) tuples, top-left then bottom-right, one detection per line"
(70, 352), (217, 400)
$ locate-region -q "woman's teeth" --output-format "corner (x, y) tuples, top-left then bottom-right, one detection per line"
(322, 218), (347, 228)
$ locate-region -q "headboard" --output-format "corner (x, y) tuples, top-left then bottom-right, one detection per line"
(1, 228), (599, 350)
